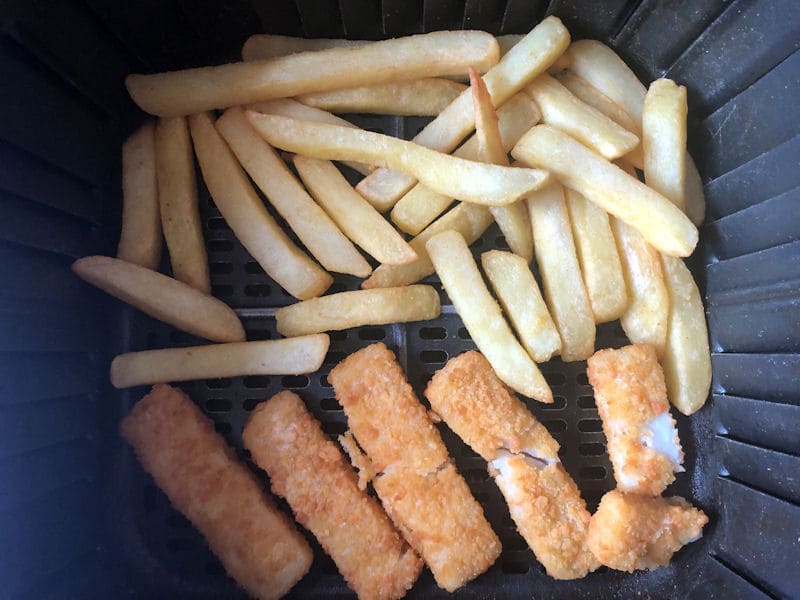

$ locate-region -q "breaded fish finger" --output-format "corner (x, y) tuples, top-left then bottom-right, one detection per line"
(120, 384), (311, 600)
(243, 391), (422, 600)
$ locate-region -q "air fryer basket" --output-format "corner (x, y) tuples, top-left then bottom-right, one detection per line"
(1, 1), (798, 598)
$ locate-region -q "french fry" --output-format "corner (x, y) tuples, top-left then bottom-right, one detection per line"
(292, 156), (416, 265)
(362, 202), (493, 289)
(660, 255), (712, 415)
(184, 111), (332, 300)
(526, 181), (595, 362)
(481, 250), (561, 363)
(117, 121), (162, 269)
(390, 93), (540, 235)
(684, 154), (706, 226)
(298, 78), (466, 116)
(72, 256), (244, 343)
(213, 108), (370, 278)
(526, 73), (639, 160)
(426, 230), (552, 403)
(643, 79), (687, 212)
(275, 286), (440, 337)
(154, 116), (210, 293)
(470, 67), (533, 262)
(512, 125), (698, 257)
(126, 31), (500, 117)
(248, 98), (371, 175)
(355, 17), (570, 209)
(110, 335), (330, 389)
(564, 188), (628, 323)
(242, 34), (365, 61)
(247, 112), (548, 207)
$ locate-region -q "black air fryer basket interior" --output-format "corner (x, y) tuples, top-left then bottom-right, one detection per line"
(2, 1), (799, 598)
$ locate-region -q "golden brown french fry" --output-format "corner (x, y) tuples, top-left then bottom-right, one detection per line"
(564, 188), (628, 323)
(512, 125), (698, 257)
(526, 73), (640, 160)
(110, 335), (330, 389)
(643, 79), (687, 212)
(526, 181), (595, 362)
(126, 31), (500, 117)
(247, 112), (548, 207)
(426, 230), (552, 403)
(275, 286), (440, 337)
(184, 111), (332, 300)
(470, 67), (533, 262)
(117, 121), (162, 269)
(72, 256), (244, 343)
(154, 116), (210, 293)
(247, 98), (371, 175)
(390, 93), (540, 235)
(292, 156), (415, 265)
(684, 155), (706, 226)
(213, 108), (370, 278)
(362, 202), (493, 289)
(555, 71), (640, 140)
(481, 250), (561, 363)
(355, 17), (570, 209)
(660, 255), (712, 415)
(242, 34), (365, 61)
(297, 79), (466, 116)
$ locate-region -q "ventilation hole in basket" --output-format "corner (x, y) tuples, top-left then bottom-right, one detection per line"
(420, 349), (447, 364)
(324, 350), (345, 365)
(214, 422), (232, 435)
(542, 419), (567, 434)
(205, 398), (232, 412)
(358, 327), (386, 340)
(578, 419), (603, 433)
(544, 372), (566, 386)
(209, 262), (233, 275)
(212, 284), (234, 298)
(248, 329), (272, 341)
(244, 375), (271, 388)
(542, 396), (567, 410)
(579, 466), (607, 480)
(244, 261), (264, 275)
(579, 442), (606, 456)
(166, 513), (190, 529)
(282, 375), (309, 388)
(465, 468), (489, 483)
(207, 217), (230, 230)
(329, 330), (347, 341)
(243, 398), (262, 411)
(501, 559), (529, 575)
(207, 239), (233, 252)
(244, 284), (271, 297)
(419, 326), (447, 340)
(577, 395), (595, 409)
(322, 421), (347, 435)
(319, 374), (331, 388)
(206, 378), (232, 389)
(204, 561), (225, 577)
(166, 538), (195, 553)
(494, 236), (510, 250)
(457, 327), (471, 340)
(143, 483), (158, 512)
(320, 397), (340, 411)
(145, 331), (157, 347)
(576, 372), (589, 385)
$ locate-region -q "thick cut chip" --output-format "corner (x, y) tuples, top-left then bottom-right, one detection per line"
(555, 70), (640, 133)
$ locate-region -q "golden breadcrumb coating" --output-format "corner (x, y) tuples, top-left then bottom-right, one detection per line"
(120, 384), (311, 600)
(425, 350), (559, 461)
(587, 344), (683, 496)
(375, 463), (502, 592)
(587, 490), (708, 572)
(243, 391), (422, 600)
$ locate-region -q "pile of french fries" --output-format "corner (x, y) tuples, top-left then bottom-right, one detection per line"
(72, 16), (711, 417)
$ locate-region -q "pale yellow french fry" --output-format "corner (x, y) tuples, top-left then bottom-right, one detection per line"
(72, 256), (244, 343)
(526, 181), (595, 362)
(527, 73), (640, 160)
(362, 202), (493, 289)
(184, 111), (331, 300)
(117, 122), (162, 269)
(297, 78), (466, 116)
(154, 116), (210, 293)
(292, 156), (416, 265)
(355, 17), (570, 210)
(684, 155), (706, 226)
(390, 93), (540, 235)
(660, 255), (711, 415)
(480, 250), (561, 363)
(275, 286), (440, 337)
(564, 188), (628, 323)
(128, 32), (498, 117)
(110, 335), (330, 389)
(426, 230), (552, 403)
(214, 108), (370, 278)
(512, 125), (698, 257)
(248, 98), (371, 175)
(247, 112), (548, 207)
(242, 34), (365, 61)
(555, 71), (640, 140)
(643, 79), (687, 212)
